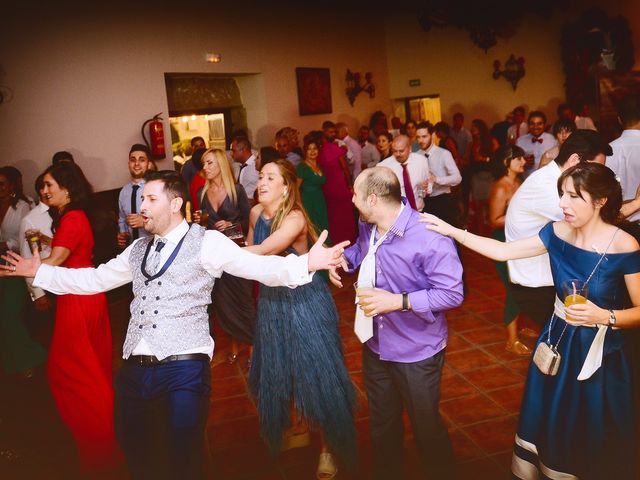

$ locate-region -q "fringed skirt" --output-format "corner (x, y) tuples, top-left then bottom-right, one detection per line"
(249, 274), (356, 468)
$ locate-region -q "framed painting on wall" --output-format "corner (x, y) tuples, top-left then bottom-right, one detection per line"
(296, 67), (332, 116)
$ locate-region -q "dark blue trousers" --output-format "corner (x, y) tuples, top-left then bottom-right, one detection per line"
(114, 359), (211, 480)
(363, 347), (454, 480)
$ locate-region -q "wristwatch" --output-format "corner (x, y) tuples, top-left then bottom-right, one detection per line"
(608, 309), (617, 327)
(401, 292), (409, 312)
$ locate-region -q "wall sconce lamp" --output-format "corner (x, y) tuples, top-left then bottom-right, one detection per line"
(345, 69), (375, 106)
(206, 52), (222, 63)
(493, 55), (525, 90)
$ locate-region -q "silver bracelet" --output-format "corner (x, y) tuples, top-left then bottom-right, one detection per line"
(460, 229), (468, 245)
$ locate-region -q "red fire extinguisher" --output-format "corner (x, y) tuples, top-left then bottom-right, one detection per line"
(141, 113), (166, 159)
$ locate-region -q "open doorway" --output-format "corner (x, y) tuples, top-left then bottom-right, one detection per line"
(169, 111), (230, 168)
(394, 94), (442, 124)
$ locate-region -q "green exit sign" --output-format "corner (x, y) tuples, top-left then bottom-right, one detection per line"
(409, 79), (421, 87)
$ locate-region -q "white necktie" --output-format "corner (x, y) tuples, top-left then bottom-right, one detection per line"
(354, 227), (389, 343)
(147, 238), (166, 275)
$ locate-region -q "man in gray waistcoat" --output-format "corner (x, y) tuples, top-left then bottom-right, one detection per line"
(1, 170), (349, 480)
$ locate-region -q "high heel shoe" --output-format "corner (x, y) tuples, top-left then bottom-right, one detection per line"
(316, 452), (338, 480)
(505, 340), (532, 356)
(227, 352), (238, 364)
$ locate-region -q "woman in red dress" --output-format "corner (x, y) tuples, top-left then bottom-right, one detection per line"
(317, 129), (356, 245)
(41, 163), (121, 473)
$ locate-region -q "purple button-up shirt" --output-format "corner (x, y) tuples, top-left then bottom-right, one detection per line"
(344, 200), (464, 363)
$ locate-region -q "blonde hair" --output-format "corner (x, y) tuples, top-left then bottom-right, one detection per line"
(265, 160), (319, 244)
(200, 148), (238, 207)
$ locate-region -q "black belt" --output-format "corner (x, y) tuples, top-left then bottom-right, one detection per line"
(126, 353), (210, 366)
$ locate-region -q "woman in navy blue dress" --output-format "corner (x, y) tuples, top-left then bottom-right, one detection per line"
(422, 163), (640, 479)
(245, 160), (356, 479)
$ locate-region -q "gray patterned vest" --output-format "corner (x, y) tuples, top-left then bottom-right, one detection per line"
(123, 224), (215, 359)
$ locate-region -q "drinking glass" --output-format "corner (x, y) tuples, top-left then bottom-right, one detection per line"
(562, 279), (588, 321)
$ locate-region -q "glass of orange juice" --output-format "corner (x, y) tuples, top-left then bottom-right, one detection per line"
(353, 281), (374, 314)
(562, 279), (588, 321)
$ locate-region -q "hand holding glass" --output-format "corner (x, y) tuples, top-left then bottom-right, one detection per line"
(562, 279), (588, 321)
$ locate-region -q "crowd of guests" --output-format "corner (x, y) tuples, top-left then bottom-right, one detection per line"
(1, 93), (640, 480)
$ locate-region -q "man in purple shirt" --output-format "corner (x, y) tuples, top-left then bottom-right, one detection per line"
(334, 166), (463, 479)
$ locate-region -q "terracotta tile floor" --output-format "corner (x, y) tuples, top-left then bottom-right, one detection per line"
(0, 249), (538, 479)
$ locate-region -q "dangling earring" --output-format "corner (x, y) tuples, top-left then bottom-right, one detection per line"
(283, 187), (288, 197)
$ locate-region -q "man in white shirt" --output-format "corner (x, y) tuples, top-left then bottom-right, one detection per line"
(336, 122), (363, 179)
(416, 122), (462, 225)
(450, 113), (472, 160)
(379, 135), (430, 211)
(607, 93), (640, 242)
(275, 133), (302, 167)
(506, 130), (611, 325)
(516, 111), (557, 175)
(117, 144), (153, 248)
(1, 170), (348, 479)
(360, 126), (380, 169)
(507, 106), (528, 144)
(230, 136), (259, 200)
(19, 173), (53, 308)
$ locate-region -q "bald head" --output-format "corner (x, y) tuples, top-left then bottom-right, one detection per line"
(391, 135), (411, 163)
(355, 166), (401, 205)
(335, 122), (349, 140)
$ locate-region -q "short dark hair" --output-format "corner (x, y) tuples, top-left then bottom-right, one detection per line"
(433, 122), (449, 135)
(513, 106), (525, 115)
(552, 119), (577, 136)
(322, 120), (336, 130)
(557, 163), (622, 225)
(259, 146), (280, 167)
(190, 136), (205, 147)
(554, 129), (612, 166)
(234, 137), (252, 152)
(129, 143), (151, 157)
(360, 166), (401, 204)
(35, 173), (45, 193)
(417, 121), (434, 133)
(528, 110), (547, 124)
(614, 93), (640, 128)
(52, 151), (75, 165)
(144, 170), (188, 217)
(490, 144), (525, 179)
(453, 112), (464, 120)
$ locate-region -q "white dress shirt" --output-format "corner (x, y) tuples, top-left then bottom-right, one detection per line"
(505, 162), (563, 287)
(507, 121), (529, 141)
(238, 154), (259, 199)
(379, 153), (430, 211)
(1, 199), (31, 252)
(419, 145), (462, 197)
(450, 127), (472, 159)
(19, 202), (53, 300)
(516, 132), (557, 171)
(342, 135), (363, 179)
(34, 219), (314, 359)
(575, 116), (597, 131)
(607, 129), (640, 222)
(361, 142), (380, 168)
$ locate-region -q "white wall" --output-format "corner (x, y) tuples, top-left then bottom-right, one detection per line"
(0, 5), (392, 196)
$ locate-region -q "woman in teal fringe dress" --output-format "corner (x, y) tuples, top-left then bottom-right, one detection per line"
(422, 162), (640, 479)
(246, 159), (356, 480)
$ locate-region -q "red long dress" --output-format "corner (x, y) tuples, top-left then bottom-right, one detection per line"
(47, 210), (121, 472)
(318, 142), (356, 245)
